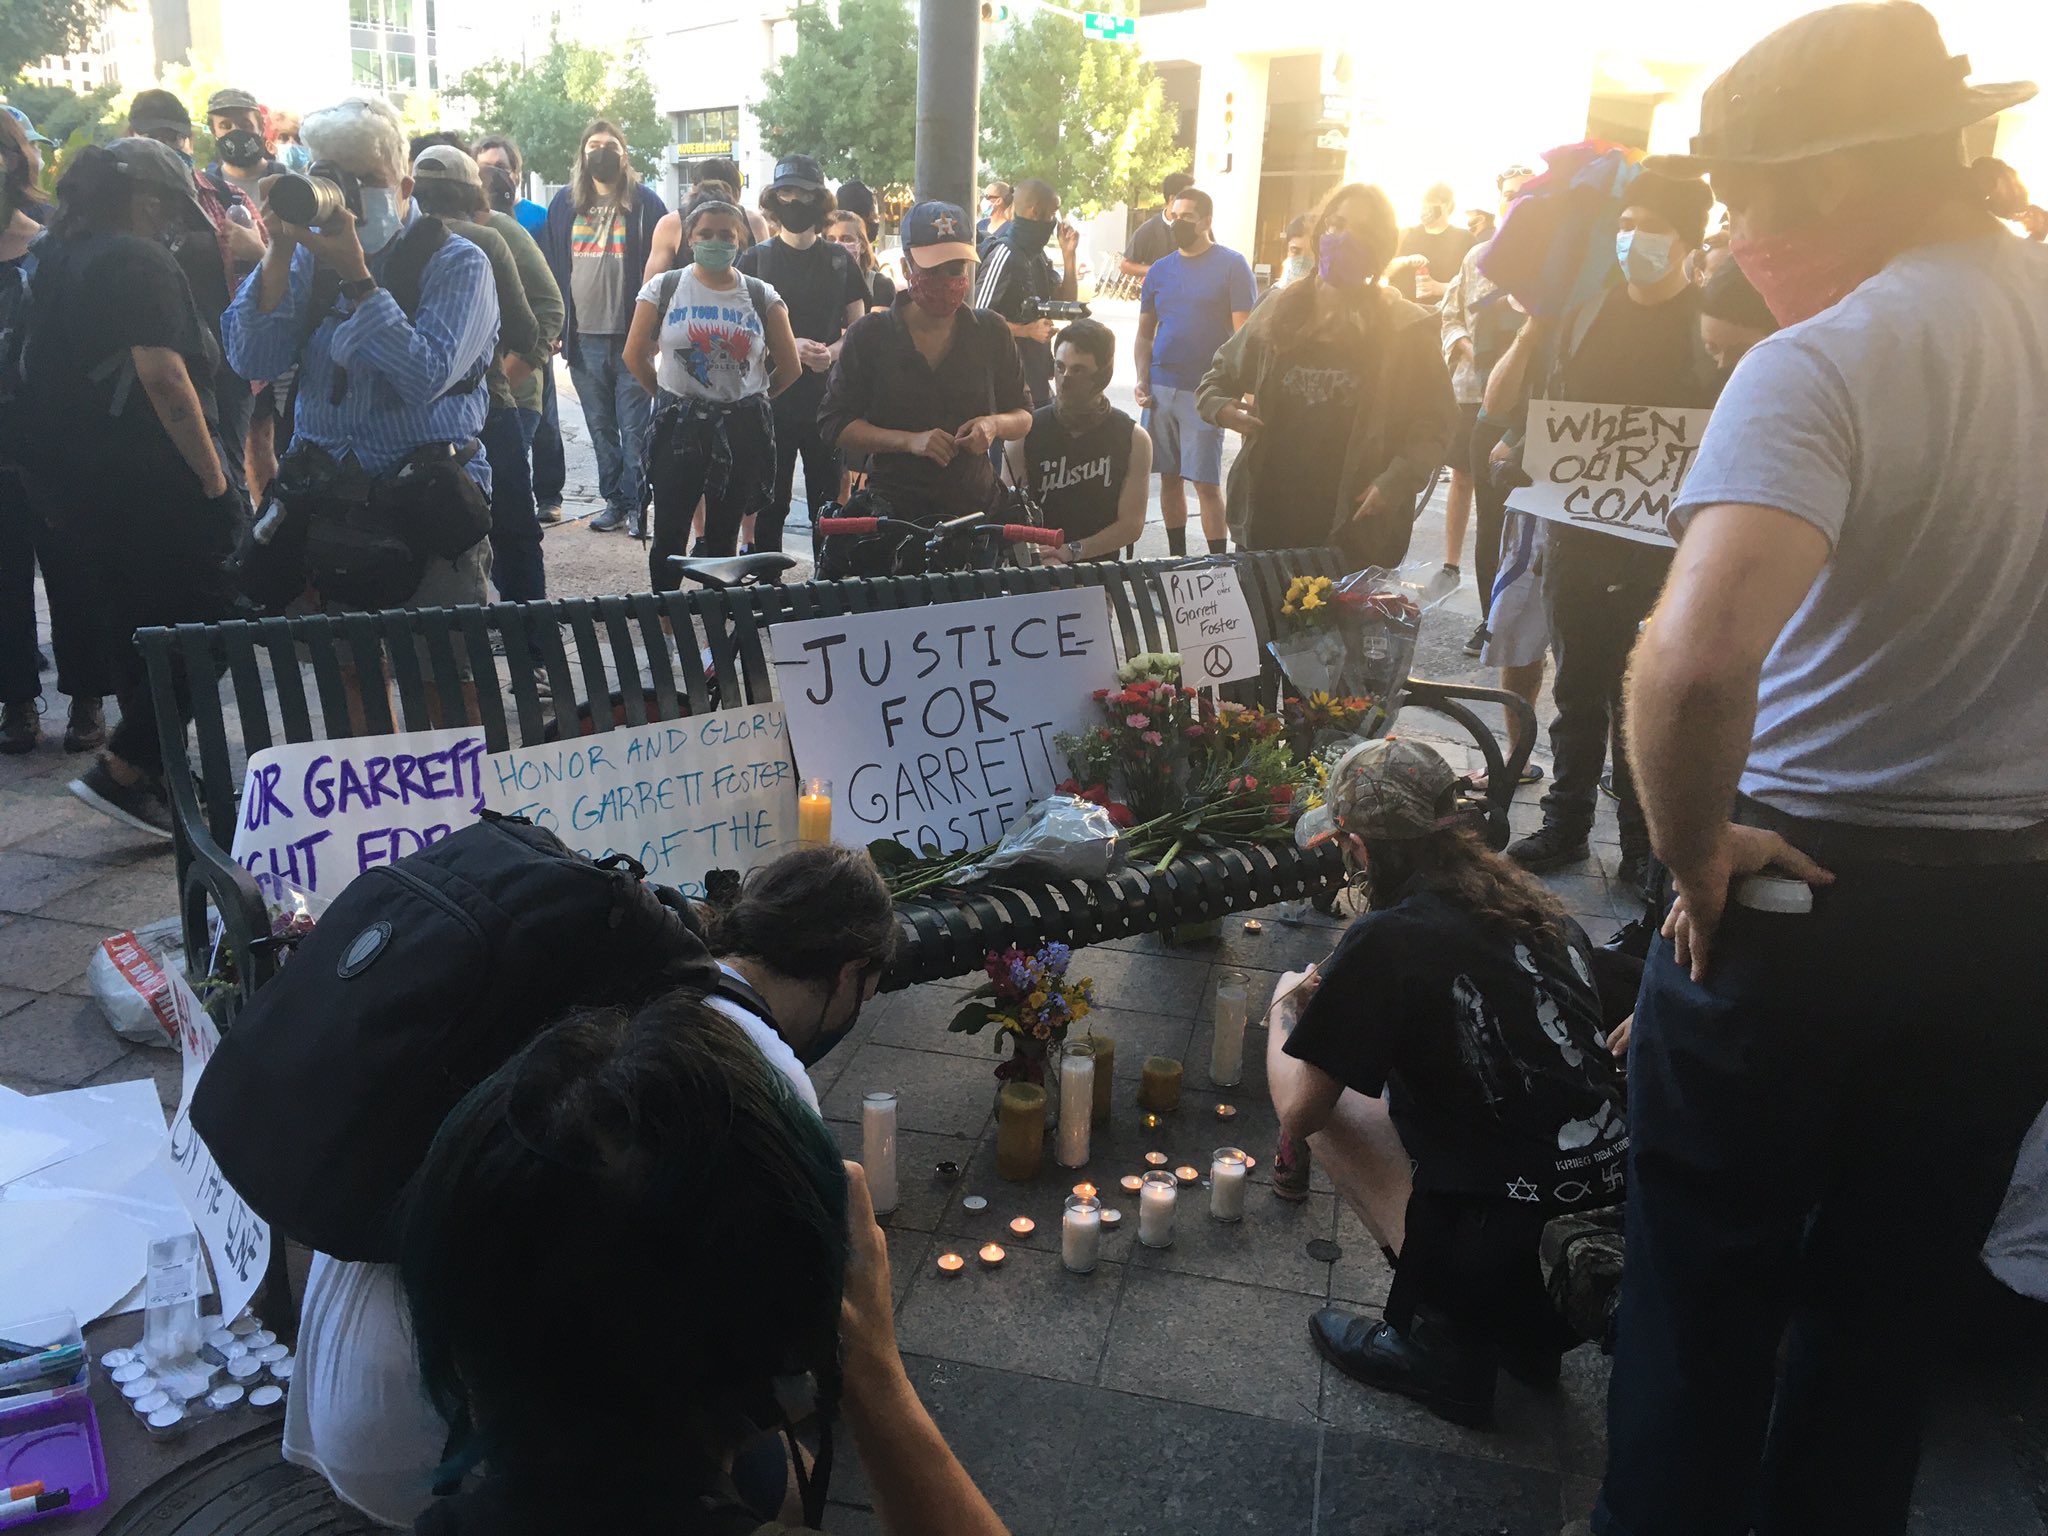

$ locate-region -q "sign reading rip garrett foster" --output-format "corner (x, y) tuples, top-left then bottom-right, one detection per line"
(1510, 398), (1713, 549)
(771, 589), (1119, 855)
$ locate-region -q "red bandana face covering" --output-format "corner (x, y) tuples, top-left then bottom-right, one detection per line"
(907, 265), (971, 318)
(1730, 193), (1909, 327)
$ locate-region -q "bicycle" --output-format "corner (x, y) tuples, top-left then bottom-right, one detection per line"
(814, 509), (1065, 579)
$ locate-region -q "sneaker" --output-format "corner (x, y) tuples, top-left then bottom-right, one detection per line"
(628, 508), (647, 540)
(1598, 771), (1618, 801)
(1618, 850), (1657, 905)
(1273, 1130), (1313, 1203)
(1310, 1305), (1494, 1427)
(1507, 821), (1592, 872)
(63, 698), (105, 753)
(536, 502), (564, 526)
(1440, 561), (1460, 580)
(589, 505), (629, 533)
(1464, 622), (1489, 658)
(1, 700), (39, 755)
(69, 761), (174, 839)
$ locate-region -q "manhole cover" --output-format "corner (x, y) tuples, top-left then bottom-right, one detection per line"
(1306, 1238), (1343, 1263)
(101, 1423), (381, 1535)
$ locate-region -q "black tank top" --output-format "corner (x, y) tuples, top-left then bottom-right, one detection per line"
(1023, 403), (1134, 544)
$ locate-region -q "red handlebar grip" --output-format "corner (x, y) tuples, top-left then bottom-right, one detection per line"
(1005, 525), (1064, 547)
(816, 517), (880, 535)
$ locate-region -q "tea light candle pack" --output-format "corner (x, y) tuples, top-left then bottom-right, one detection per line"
(1138, 1170), (1177, 1248)
(1056, 1041), (1094, 1169)
(1210, 1147), (1248, 1222)
(862, 1091), (899, 1214)
(1211, 972), (1250, 1087)
(1138, 1057), (1183, 1113)
(798, 777), (833, 843)
(1062, 1195), (1102, 1273)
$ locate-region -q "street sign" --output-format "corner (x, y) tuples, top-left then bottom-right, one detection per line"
(1083, 11), (1136, 42)
(1316, 129), (1348, 152)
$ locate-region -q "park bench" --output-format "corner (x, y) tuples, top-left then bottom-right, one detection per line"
(138, 549), (1534, 1013)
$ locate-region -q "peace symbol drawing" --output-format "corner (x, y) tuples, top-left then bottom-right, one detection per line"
(1202, 643), (1233, 679)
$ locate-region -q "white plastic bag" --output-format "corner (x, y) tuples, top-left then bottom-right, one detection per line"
(88, 917), (186, 1048)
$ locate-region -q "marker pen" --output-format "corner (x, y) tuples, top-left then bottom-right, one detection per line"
(1, 1482), (43, 1500)
(0, 1488), (70, 1519)
(0, 1342), (82, 1389)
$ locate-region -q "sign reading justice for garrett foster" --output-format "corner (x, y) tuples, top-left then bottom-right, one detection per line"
(771, 589), (1118, 855)
(1509, 398), (1714, 549)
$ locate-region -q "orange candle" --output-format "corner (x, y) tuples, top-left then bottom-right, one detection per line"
(798, 777), (833, 843)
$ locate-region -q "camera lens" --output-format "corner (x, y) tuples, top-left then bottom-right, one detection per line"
(268, 171), (343, 227)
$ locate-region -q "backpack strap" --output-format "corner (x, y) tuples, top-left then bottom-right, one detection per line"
(710, 970), (775, 1028)
(658, 265), (684, 315)
(740, 274), (771, 330)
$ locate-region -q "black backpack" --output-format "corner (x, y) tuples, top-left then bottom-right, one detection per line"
(191, 814), (761, 1260)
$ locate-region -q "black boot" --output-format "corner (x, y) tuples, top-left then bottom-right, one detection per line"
(1309, 1305), (1494, 1427)
(1506, 820), (1592, 872)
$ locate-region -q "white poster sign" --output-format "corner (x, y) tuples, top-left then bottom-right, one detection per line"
(771, 589), (1119, 855)
(162, 974), (271, 1324)
(482, 705), (799, 897)
(1508, 398), (1713, 548)
(1165, 564), (1260, 686)
(231, 724), (488, 910)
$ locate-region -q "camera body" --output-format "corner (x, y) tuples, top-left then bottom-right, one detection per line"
(1022, 296), (1091, 325)
(268, 160), (365, 230)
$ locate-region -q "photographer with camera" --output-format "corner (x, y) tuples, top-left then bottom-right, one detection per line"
(972, 177), (1080, 409)
(223, 96), (499, 721)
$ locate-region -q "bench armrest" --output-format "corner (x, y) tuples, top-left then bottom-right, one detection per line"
(172, 803), (273, 1020)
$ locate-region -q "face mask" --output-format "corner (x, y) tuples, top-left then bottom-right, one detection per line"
(907, 263), (971, 318)
(796, 972), (869, 1067)
(1282, 252), (1314, 283)
(1616, 228), (1677, 286)
(1170, 220), (1203, 252)
(278, 142), (311, 173)
(584, 145), (622, 183)
(1318, 229), (1376, 289)
(692, 237), (738, 271)
(1730, 193), (1904, 327)
(1422, 204), (1449, 226)
(355, 185), (401, 255)
(217, 129), (265, 168)
(482, 166), (516, 213)
(1009, 214), (1054, 250)
(773, 198), (821, 233)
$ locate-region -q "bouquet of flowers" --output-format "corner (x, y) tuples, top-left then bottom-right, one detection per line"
(1267, 564), (1455, 732)
(1056, 678), (1205, 824)
(1281, 574), (1337, 628)
(1282, 690), (1382, 757)
(949, 942), (1097, 1085)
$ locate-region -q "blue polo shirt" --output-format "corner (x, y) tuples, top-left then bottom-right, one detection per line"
(1140, 244), (1256, 391)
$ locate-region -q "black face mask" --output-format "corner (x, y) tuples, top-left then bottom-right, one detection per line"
(1009, 214), (1054, 251)
(796, 970), (870, 1067)
(217, 129), (266, 168)
(483, 165), (516, 214)
(585, 145), (623, 183)
(1170, 220), (1203, 251)
(773, 197), (822, 233)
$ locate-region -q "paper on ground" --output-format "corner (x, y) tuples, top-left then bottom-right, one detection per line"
(0, 1085), (107, 1188)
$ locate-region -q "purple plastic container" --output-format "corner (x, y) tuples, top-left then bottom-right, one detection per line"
(0, 1393), (109, 1526)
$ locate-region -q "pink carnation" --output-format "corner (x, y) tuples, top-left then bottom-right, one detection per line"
(1142, 731), (1164, 746)
(1125, 713), (1150, 729)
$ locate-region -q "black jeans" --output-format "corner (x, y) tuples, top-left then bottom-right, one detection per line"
(765, 374), (837, 552)
(647, 394), (776, 587)
(1387, 1187), (1578, 1365)
(1537, 528), (1670, 852)
(1469, 415), (1511, 622)
(0, 472), (114, 706)
(532, 357), (566, 509)
(1597, 857), (2048, 1536)
(480, 405), (545, 603)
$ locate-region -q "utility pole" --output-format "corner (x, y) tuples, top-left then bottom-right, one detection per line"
(915, 0), (981, 208)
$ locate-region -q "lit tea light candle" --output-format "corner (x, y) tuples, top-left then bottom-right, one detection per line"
(1062, 1195), (1102, 1274)
(936, 1252), (966, 1277)
(1174, 1164), (1202, 1188)
(1141, 1112), (1162, 1131)
(1144, 1150), (1169, 1167)
(1215, 1102), (1238, 1120)
(1210, 1147), (1248, 1222)
(1138, 1170), (1178, 1249)
(1099, 1206), (1123, 1229)
(1119, 1174), (1144, 1193)
(1243, 919), (1263, 934)
(1243, 1153), (1258, 1170)
(978, 1242), (1007, 1269)
(1009, 1216), (1036, 1237)
(798, 777), (833, 843)
(1072, 1182), (1098, 1201)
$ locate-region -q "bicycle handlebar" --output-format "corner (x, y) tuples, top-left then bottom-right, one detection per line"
(815, 516), (880, 535)
(1002, 525), (1064, 548)
(815, 516), (1065, 547)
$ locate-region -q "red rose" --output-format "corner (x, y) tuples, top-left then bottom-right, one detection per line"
(1270, 783), (1295, 804)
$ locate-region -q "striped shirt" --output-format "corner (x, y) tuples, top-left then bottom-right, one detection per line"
(223, 219), (500, 490)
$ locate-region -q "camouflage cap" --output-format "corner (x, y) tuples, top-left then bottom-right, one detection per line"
(1295, 738), (1462, 849)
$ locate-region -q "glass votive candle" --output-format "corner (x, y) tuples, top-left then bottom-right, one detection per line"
(1210, 1147), (1249, 1222)
(1062, 1195), (1103, 1274)
(1138, 1169), (1178, 1249)
(799, 776), (834, 843)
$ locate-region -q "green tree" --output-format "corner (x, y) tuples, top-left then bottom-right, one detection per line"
(450, 36), (663, 185)
(2, 79), (119, 146)
(755, 0), (917, 188)
(0, 0), (100, 84)
(980, 11), (1183, 218)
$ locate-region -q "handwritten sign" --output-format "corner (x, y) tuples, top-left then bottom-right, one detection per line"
(771, 589), (1118, 855)
(482, 705), (798, 897)
(231, 725), (487, 912)
(1508, 399), (1712, 548)
(1165, 565), (1259, 686)
(161, 973), (270, 1323)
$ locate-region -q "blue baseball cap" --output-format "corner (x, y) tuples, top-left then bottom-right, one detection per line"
(2, 107), (55, 148)
(900, 200), (977, 267)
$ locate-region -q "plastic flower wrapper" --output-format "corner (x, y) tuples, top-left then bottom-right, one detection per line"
(953, 794), (1125, 884)
(1268, 562), (1459, 734)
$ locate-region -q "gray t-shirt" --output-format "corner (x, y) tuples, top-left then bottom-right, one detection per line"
(1673, 234), (2048, 829)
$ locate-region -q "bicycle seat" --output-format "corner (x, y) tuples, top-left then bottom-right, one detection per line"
(667, 552), (799, 589)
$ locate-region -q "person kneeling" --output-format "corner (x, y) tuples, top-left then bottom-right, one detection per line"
(1267, 739), (1628, 1427)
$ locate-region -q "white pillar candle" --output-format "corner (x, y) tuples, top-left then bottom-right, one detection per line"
(862, 1092), (898, 1215)
(1062, 1195), (1102, 1273)
(1211, 972), (1249, 1087)
(1138, 1170), (1178, 1249)
(1210, 1147), (1248, 1222)
(1056, 1043), (1095, 1169)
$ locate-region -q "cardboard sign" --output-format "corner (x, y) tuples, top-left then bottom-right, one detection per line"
(1508, 399), (1713, 548)
(162, 973), (271, 1324)
(1165, 564), (1260, 686)
(483, 705), (799, 897)
(231, 725), (488, 911)
(771, 589), (1119, 855)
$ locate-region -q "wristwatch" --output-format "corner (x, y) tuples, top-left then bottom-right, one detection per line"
(1061, 540), (1084, 563)
(341, 275), (379, 302)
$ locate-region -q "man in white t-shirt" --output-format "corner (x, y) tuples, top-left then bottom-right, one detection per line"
(1597, 8), (2048, 1535)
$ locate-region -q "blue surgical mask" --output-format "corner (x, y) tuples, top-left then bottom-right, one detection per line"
(1282, 252), (1314, 283)
(279, 142), (311, 173)
(356, 185), (401, 256)
(1616, 228), (1676, 287)
(692, 237), (738, 272)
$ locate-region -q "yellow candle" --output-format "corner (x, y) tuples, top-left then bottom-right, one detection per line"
(1087, 1033), (1115, 1123)
(994, 1082), (1047, 1182)
(1138, 1056), (1183, 1113)
(798, 776), (833, 843)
